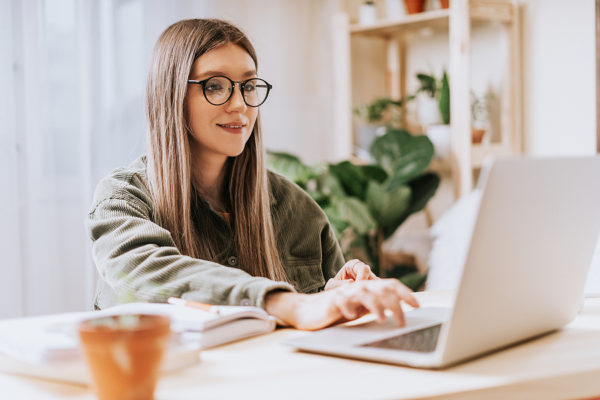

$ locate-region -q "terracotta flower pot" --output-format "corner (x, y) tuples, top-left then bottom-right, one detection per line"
(471, 128), (486, 144)
(403, 0), (425, 14)
(439, 0), (450, 9)
(78, 314), (171, 400)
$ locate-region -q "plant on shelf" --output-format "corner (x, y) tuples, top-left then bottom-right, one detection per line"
(353, 97), (405, 126)
(470, 90), (494, 144)
(267, 128), (440, 290)
(415, 71), (450, 127)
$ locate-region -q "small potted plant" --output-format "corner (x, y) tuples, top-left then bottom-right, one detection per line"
(471, 91), (489, 144)
(78, 314), (171, 400)
(403, 0), (425, 14)
(424, 71), (451, 160)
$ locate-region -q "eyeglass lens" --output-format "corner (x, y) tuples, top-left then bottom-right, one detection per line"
(204, 77), (269, 106)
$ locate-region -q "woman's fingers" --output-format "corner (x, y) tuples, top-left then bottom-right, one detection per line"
(358, 290), (387, 322)
(395, 283), (420, 309)
(354, 262), (374, 280)
(331, 279), (419, 326)
(339, 259), (378, 281)
(324, 278), (354, 290)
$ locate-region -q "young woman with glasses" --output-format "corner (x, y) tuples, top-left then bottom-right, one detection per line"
(87, 19), (418, 330)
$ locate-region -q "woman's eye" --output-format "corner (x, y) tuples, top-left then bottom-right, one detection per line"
(244, 83), (256, 92)
(206, 83), (223, 92)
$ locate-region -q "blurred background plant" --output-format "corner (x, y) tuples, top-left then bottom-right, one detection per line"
(415, 71), (450, 128)
(267, 128), (440, 290)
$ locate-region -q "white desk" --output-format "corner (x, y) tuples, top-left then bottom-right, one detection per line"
(2, 291), (600, 400)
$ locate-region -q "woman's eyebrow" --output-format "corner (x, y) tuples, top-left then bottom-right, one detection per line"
(194, 70), (258, 79)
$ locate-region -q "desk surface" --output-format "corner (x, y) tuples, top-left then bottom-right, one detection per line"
(2, 291), (600, 400)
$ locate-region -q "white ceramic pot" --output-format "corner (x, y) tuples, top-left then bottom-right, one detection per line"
(418, 95), (441, 128)
(427, 124), (451, 160)
(385, 0), (405, 19)
(358, 2), (377, 25)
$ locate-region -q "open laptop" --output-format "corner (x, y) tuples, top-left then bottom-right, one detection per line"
(285, 156), (600, 368)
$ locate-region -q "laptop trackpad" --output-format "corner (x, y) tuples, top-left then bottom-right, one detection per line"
(293, 307), (449, 350)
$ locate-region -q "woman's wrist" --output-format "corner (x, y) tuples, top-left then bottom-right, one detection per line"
(264, 290), (304, 327)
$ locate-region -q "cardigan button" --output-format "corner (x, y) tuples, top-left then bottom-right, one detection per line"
(227, 256), (238, 266)
(240, 299), (251, 307)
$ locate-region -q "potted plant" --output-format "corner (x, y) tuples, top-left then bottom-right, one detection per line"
(470, 91), (489, 144)
(78, 314), (171, 400)
(403, 0), (425, 14)
(415, 71), (450, 128)
(267, 128), (440, 290)
(414, 71), (451, 160)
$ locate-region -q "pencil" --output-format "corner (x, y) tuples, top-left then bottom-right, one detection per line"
(167, 297), (221, 314)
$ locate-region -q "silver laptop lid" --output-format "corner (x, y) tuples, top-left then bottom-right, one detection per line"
(439, 156), (600, 366)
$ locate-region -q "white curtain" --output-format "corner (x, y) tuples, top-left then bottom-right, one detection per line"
(0, 0), (340, 317)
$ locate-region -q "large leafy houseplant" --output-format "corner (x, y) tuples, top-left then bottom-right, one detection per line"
(267, 128), (440, 290)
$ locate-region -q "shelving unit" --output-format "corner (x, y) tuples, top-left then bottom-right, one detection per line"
(335, 0), (522, 198)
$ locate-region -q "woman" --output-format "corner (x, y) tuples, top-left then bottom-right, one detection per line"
(87, 18), (418, 330)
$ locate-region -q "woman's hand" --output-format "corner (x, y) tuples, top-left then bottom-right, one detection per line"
(265, 279), (419, 331)
(325, 259), (379, 290)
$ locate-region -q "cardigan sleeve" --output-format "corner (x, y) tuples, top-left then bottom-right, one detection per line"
(87, 170), (294, 310)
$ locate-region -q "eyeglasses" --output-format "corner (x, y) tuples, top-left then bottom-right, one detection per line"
(187, 76), (273, 107)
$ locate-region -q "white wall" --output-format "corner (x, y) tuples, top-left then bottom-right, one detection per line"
(521, 0), (596, 155)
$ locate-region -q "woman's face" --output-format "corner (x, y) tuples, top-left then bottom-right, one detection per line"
(185, 43), (258, 163)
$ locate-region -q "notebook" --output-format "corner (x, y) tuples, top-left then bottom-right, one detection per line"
(285, 156), (600, 368)
(0, 301), (276, 384)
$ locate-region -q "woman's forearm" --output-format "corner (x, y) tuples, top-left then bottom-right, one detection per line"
(264, 291), (303, 327)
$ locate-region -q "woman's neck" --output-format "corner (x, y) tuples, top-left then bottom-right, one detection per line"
(192, 152), (230, 212)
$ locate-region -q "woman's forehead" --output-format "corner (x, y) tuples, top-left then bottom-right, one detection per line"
(190, 43), (256, 79)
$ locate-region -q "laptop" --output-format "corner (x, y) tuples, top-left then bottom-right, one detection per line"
(285, 156), (600, 368)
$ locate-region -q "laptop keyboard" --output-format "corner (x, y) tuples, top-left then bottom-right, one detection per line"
(360, 324), (442, 353)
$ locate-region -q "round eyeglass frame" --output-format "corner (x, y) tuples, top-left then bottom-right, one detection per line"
(187, 75), (273, 107)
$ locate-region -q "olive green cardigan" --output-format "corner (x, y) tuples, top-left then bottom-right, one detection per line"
(87, 156), (344, 310)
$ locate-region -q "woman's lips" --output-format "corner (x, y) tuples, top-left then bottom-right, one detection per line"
(217, 122), (246, 134)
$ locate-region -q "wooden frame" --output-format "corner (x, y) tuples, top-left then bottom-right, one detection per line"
(341, 0), (522, 198)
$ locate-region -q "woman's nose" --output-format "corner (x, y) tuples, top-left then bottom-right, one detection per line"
(225, 83), (247, 112)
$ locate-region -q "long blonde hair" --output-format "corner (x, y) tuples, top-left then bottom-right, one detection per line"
(145, 19), (287, 282)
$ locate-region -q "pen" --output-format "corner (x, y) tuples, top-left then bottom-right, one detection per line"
(167, 297), (221, 315)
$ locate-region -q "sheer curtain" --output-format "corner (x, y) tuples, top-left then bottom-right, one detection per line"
(0, 0), (341, 317)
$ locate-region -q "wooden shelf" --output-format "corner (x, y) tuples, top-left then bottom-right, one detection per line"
(350, 9), (450, 37)
(350, 2), (514, 39)
(336, 0), (522, 198)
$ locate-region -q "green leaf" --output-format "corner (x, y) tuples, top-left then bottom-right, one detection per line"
(359, 165), (388, 183)
(416, 73), (436, 98)
(328, 161), (367, 199)
(439, 71), (450, 124)
(318, 171), (346, 198)
(266, 151), (316, 186)
(405, 172), (440, 215)
(370, 129), (434, 188)
(370, 128), (412, 174)
(328, 196), (376, 235)
(322, 205), (349, 238)
(399, 271), (428, 292)
(365, 181), (411, 231)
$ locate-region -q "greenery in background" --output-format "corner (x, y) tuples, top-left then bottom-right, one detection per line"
(354, 71), (450, 128)
(417, 71), (451, 125)
(267, 128), (440, 291)
(352, 97), (412, 125)
(438, 71), (450, 124)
